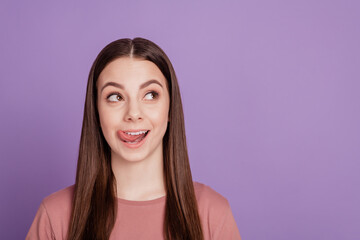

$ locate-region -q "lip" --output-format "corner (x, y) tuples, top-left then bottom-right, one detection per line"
(117, 129), (150, 149)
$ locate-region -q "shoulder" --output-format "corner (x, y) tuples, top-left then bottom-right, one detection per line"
(42, 184), (74, 214)
(26, 185), (74, 239)
(41, 185), (74, 232)
(193, 181), (232, 224)
(193, 181), (241, 240)
(193, 181), (230, 210)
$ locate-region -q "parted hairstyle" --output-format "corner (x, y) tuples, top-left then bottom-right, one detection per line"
(67, 38), (204, 240)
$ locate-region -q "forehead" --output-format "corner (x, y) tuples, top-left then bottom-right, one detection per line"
(97, 57), (167, 88)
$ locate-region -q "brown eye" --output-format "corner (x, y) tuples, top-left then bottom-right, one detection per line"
(144, 91), (159, 100)
(107, 93), (123, 102)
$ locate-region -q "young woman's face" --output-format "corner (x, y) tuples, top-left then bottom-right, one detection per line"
(97, 57), (170, 163)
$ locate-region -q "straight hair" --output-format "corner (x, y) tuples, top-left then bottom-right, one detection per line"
(67, 38), (204, 240)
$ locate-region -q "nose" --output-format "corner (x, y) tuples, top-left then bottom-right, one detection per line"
(124, 99), (143, 122)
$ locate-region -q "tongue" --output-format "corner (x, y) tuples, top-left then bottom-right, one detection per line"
(119, 131), (146, 142)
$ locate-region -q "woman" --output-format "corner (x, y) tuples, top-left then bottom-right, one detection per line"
(26, 37), (241, 240)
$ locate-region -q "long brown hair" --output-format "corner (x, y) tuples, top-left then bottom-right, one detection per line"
(67, 38), (204, 240)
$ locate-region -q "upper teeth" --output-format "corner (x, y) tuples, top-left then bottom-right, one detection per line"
(125, 130), (148, 135)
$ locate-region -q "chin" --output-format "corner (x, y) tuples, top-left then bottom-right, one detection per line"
(111, 149), (148, 163)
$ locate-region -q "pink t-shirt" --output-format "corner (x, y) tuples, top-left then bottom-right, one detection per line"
(26, 181), (241, 240)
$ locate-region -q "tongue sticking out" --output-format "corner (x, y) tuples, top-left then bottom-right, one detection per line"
(118, 131), (148, 143)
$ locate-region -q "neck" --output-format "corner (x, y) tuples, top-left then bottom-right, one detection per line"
(111, 149), (166, 201)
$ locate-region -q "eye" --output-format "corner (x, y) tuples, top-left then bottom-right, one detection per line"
(107, 93), (123, 102)
(144, 91), (159, 100)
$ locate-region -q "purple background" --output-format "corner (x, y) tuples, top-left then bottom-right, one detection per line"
(1, 1), (359, 239)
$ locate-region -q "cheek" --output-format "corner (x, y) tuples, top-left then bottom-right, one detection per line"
(146, 103), (169, 129)
(98, 108), (118, 134)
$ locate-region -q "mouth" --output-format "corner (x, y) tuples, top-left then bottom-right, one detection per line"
(118, 130), (150, 145)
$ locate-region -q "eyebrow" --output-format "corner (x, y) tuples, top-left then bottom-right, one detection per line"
(100, 79), (163, 93)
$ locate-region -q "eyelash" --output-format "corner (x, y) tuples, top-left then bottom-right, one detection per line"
(106, 91), (159, 102)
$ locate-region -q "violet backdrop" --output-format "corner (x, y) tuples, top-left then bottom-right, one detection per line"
(0, 0), (359, 239)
